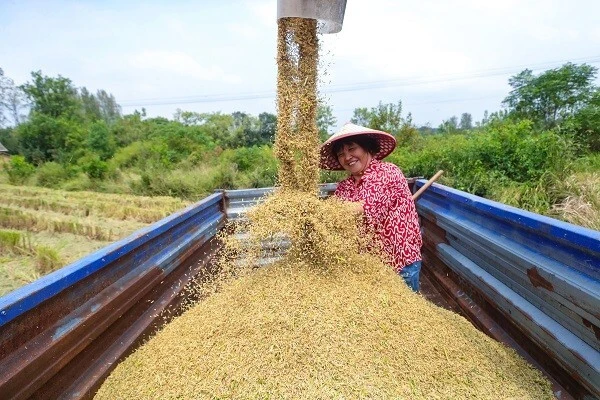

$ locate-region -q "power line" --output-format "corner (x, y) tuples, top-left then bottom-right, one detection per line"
(119, 55), (600, 108)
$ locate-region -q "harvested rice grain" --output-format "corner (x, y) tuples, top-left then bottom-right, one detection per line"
(274, 17), (320, 194)
(96, 251), (553, 399)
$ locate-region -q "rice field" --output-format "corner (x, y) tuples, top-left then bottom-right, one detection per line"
(0, 183), (191, 296)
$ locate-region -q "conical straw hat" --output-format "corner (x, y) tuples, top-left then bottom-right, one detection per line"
(319, 123), (396, 170)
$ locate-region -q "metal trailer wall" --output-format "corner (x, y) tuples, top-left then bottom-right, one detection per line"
(414, 180), (600, 399)
(0, 182), (598, 399)
(0, 193), (226, 399)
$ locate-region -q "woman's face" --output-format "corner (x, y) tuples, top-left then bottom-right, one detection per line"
(336, 142), (373, 177)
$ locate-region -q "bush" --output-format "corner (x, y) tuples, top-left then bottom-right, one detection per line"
(86, 121), (116, 160)
(389, 119), (575, 198)
(111, 142), (147, 169)
(79, 153), (109, 179)
(36, 162), (70, 188)
(4, 155), (35, 184)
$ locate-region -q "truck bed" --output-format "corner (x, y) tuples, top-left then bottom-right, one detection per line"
(0, 182), (598, 399)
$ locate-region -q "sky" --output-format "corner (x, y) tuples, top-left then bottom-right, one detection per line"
(2, 0), (600, 129)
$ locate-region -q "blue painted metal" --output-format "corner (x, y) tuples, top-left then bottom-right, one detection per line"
(1, 180), (598, 399)
(221, 183), (338, 221)
(0, 192), (226, 399)
(0, 193), (222, 328)
(414, 179), (600, 398)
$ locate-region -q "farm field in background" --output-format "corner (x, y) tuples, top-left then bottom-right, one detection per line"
(0, 183), (190, 296)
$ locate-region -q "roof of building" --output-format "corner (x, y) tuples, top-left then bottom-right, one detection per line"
(0, 142), (9, 154)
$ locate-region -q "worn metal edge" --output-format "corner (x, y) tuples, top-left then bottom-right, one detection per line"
(0, 193), (222, 327)
(437, 243), (600, 397)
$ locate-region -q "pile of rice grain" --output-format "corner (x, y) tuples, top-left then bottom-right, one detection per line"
(95, 17), (554, 400)
(96, 237), (552, 399)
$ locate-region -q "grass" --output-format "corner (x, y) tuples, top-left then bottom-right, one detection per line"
(491, 169), (600, 231)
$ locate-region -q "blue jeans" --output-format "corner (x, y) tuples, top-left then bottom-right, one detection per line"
(398, 260), (421, 292)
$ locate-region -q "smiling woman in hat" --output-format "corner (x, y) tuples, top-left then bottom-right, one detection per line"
(320, 123), (423, 292)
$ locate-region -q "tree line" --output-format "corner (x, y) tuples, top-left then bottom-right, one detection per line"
(1, 63), (599, 216)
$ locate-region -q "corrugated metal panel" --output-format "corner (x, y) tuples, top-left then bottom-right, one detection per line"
(221, 183), (338, 221)
(415, 180), (600, 398)
(0, 193), (226, 399)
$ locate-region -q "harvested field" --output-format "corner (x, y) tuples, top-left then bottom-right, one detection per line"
(0, 183), (191, 296)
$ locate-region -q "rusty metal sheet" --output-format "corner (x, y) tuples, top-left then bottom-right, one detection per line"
(414, 179), (600, 398)
(424, 202), (600, 350)
(0, 193), (225, 399)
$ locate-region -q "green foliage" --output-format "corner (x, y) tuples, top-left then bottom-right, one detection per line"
(559, 89), (600, 152)
(16, 113), (85, 164)
(351, 101), (404, 135)
(131, 164), (235, 199)
(438, 116), (459, 134)
(78, 153), (109, 180)
(390, 119), (574, 197)
(503, 63), (598, 128)
(96, 89), (122, 124)
(459, 113), (473, 130)
(572, 153), (600, 172)
(80, 87), (102, 122)
(317, 104), (336, 141)
(111, 142), (147, 169)
(36, 162), (72, 188)
(21, 70), (81, 119)
(257, 112), (277, 145)
(111, 113), (146, 147)
(0, 230), (21, 252)
(221, 146), (274, 173)
(4, 155), (35, 184)
(87, 121), (116, 160)
(0, 127), (19, 153)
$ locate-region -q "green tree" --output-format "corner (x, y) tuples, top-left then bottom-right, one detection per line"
(16, 113), (85, 164)
(200, 112), (235, 148)
(86, 120), (116, 160)
(4, 155), (35, 184)
(80, 87), (102, 122)
(256, 112), (277, 145)
(21, 71), (81, 119)
(173, 109), (204, 126)
(459, 113), (473, 130)
(503, 63), (598, 128)
(561, 88), (600, 152)
(439, 116), (458, 134)
(317, 104), (336, 141)
(350, 100), (404, 135)
(96, 89), (121, 124)
(0, 127), (19, 152)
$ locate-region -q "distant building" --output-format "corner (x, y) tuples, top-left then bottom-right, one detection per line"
(0, 142), (9, 158)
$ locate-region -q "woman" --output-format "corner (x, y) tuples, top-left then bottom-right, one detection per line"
(320, 123), (423, 292)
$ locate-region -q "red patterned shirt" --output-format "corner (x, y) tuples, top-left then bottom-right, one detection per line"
(334, 159), (422, 271)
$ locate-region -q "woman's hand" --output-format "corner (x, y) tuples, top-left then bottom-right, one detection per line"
(351, 201), (364, 215)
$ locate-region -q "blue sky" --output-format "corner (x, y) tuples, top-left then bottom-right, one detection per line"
(2, 0), (600, 129)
